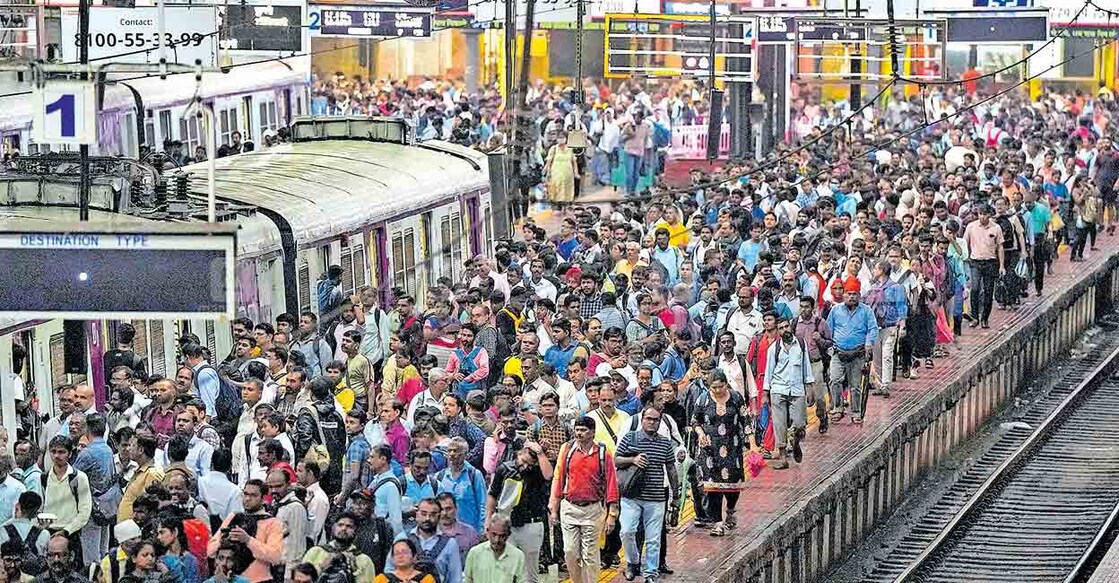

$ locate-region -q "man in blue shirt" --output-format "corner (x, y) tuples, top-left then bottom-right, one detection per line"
(736, 223), (765, 273)
(73, 413), (116, 570)
(433, 437), (487, 532)
(863, 259), (908, 399)
(825, 278), (880, 425)
(387, 498), (462, 583)
(366, 444), (404, 536)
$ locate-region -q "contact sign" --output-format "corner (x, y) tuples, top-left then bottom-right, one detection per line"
(310, 6), (432, 38)
(60, 6), (217, 66)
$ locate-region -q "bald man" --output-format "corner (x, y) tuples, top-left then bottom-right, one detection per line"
(72, 385), (97, 417)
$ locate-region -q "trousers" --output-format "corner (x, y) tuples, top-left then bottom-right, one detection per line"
(829, 349), (867, 418)
(619, 497), (665, 582)
(559, 500), (604, 583)
(970, 258), (999, 323)
(771, 392), (807, 449)
(511, 521), (545, 583)
(874, 324), (900, 390)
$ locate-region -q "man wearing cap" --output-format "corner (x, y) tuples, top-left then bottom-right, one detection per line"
(826, 278), (879, 424)
(549, 415), (619, 583)
(347, 488), (395, 575)
(91, 519), (142, 583)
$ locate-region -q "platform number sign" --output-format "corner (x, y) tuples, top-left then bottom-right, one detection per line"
(32, 80), (98, 146)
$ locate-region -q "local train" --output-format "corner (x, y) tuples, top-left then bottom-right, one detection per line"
(0, 115), (504, 432)
(0, 58), (311, 158)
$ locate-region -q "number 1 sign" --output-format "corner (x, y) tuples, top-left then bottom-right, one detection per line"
(32, 80), (98, 146)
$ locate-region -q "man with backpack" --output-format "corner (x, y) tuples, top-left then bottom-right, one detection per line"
(763, 318), (817, 470)
(367, 444), (404, 536)
(41, 436), (92, 556)
(0, 491), (49, 576)
(433, 437), (487, 534)
(548, 416), (619, 583)
(486, 442), (552, 583)
(292, 378), (346, 496)
(266, 468), (309, 580)
(72, 414), (117, 567)
(385, 498), (461, 583)
(185, 343), (243, 448)
(102, 323), (147, 383)
(302, 511), (377, 583)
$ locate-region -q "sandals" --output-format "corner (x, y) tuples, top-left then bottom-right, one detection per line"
(925, 358), (934, 369)
(709, 523), (728, 537)
(762, 450), (773, 460)
(724, 512), (738, 530)
(852, 417), (864, 426)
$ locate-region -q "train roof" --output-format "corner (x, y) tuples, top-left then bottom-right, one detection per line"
(178, 137), (490, 254)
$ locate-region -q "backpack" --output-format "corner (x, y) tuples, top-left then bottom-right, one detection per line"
(653, 122), (671, 148)
(195, 365), (242, 446)
(181, 518), (211, 578)
(559, 440), (607, 499)
(371, 474), (404, 497)
(486, 324), (511, 387)
(409, 533), (450, 583)
(40, 470), (80, 506)
(5, 524), (44, 575)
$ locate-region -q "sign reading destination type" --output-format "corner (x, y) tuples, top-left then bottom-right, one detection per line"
(0, 223), (237, 319)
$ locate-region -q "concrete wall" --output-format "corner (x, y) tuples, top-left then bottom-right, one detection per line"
(717, 254), (1119, 583)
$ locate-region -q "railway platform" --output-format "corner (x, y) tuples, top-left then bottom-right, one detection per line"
(523, 195), (1119, 583)
(1090, 534), (1119, 583)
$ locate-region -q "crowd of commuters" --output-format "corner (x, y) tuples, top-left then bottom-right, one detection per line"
(1, 80), (1114, 583)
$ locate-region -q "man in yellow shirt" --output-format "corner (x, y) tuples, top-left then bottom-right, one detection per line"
(586, 384), (630, 455)
(118, 432), (163, 523)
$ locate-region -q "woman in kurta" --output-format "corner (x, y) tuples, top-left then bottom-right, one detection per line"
(690, 369), (755, 537)
(544, 134), (577, 206)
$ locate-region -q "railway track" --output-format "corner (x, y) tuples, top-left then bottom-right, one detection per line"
(892, 338), (1119, 583)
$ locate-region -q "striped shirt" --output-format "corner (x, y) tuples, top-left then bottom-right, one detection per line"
(615, 430), (675, 502)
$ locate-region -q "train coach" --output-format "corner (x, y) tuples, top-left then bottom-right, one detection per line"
(0, 116), (502, 435)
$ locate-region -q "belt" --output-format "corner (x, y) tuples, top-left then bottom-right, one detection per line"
(566, 500), (601, 507)
(520, 517), (547, 525)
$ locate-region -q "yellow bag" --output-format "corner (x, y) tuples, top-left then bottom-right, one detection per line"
(335, 387), (355, 413)
(1051, 212), (1065, 231)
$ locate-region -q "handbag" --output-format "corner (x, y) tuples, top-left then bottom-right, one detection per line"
(495, 475), (524, 514)
(615, 432), (646, 499)
(1015, 257), (1030, 280)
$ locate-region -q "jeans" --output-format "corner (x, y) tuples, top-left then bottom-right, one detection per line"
(771, 392), (806, 449)
(591, 149), (612, 184)
(969, 258), (999, 324)
(1000, 249), (1022, 306)
(512, 521), (545, 583)
(829, 349), (867, 418)
(623, 152), (643, 195)
(620, 497), (665, 581)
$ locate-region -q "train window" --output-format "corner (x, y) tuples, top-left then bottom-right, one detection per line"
(259, 101), (279, 133)
(219, 106), (239, 147)
(121, 113), (136, 157)
(130, 320), (149, 365)
(451, 214), (464, 281)
(440, 216), (453, 281)
(179, 115), (203, 155)
(158, 110), (172, 147)
(298, 259), (311, 313)
(484, 205), (493, 256)
(144, 111), (155, 151)
(392, 230), (418, 295)
(353, 245), (368, 288)
(421, 212), (433, 288)
(242, 96), (255, 141)
(340, 249), (355, 295)
(151, 320), (168, 377)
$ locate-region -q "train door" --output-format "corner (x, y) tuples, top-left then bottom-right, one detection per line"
(238, 259), (261, 323)
(465, 194), (482, 258)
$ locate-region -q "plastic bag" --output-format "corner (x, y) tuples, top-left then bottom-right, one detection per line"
(1015, 257), (1030, 280)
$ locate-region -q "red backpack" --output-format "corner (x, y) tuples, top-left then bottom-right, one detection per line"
(182, 517), (211, 577)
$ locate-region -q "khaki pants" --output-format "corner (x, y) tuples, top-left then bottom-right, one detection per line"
(560, 499), (605, 583)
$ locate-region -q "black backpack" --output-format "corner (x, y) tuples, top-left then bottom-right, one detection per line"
(5, 524), (44, 575)
(195, 365), (242, 445)
(408, 534), (449, 583)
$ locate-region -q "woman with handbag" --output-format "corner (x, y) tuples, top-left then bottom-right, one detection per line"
(689, 370), (754, 537)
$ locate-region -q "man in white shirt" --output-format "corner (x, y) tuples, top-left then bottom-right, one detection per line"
(297, 460), (331, 546)
(724, 286), (764, 355)
(527, 259), (558, 303)
(408, 369), (451, 425)
(197, 449), (243, 527)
